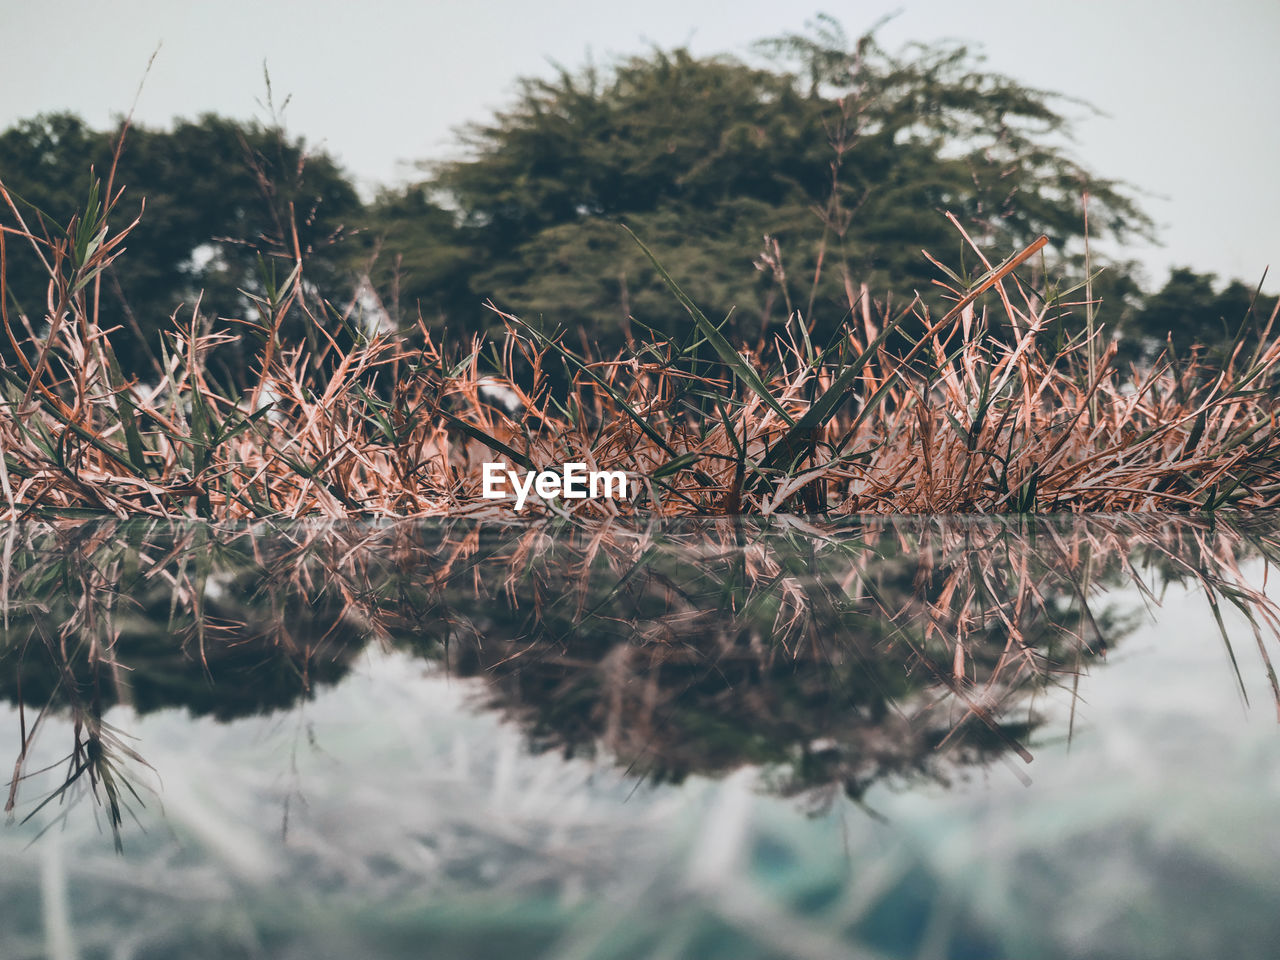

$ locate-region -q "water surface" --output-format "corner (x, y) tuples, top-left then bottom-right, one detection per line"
(2, 515), (1278, 959)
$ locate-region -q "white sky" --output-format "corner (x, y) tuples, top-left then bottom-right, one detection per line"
(1, 0), (1277, 291)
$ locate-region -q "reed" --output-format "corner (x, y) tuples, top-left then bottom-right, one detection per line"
(2, 172), (1279, 520)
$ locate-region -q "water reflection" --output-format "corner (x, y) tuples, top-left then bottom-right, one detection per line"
(3, 513), (1278, 845)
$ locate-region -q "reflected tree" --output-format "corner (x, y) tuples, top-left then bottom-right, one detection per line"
(3, 513), (1278, 845)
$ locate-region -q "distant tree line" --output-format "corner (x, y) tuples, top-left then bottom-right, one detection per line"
(0, 18), (1273, 384)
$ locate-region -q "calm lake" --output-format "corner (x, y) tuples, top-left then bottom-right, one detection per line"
(2, 515), (1278, 959)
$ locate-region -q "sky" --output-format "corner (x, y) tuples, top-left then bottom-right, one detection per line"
(2, 0), (1277, 291)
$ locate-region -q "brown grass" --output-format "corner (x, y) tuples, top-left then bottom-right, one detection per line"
(2, 173), (1280, 521)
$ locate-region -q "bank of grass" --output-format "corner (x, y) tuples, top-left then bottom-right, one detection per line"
(2, 175), (1279, 521)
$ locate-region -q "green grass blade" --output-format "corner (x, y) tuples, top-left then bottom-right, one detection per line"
(622, 224), (796, 428)
(760, 308), (910, 472)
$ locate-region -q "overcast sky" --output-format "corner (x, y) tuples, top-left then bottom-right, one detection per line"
(2, 0), (1276, 291)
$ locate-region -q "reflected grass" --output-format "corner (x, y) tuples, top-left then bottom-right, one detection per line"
(2, 513), (1278, 845)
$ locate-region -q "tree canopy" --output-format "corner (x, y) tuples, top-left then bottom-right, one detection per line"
(0, 112), (359, 379)
(378, 18), (1152, 347)
(0, 17), (1270, 378)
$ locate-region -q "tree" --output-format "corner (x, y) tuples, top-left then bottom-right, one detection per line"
(365, 18), (1152, 350)
(354, 186), (475, 330)
(0, 113), (115, 333)
(1129, 268), (1278, 365)
(0, 113), (362, 381)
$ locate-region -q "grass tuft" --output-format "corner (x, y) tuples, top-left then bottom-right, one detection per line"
(2, 173), (1279, 520)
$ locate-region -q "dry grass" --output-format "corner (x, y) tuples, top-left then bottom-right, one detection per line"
(3, 173), (1280, 521)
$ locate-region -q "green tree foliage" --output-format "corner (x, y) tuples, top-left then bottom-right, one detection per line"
(1129, 268), (1278, 365)
(0, 113), (114, 321)
(1, 18), (1267, 379)
(0, 112), (360, 381)
(356, 187), (475, 330)
(367, 18), (1152, 349)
